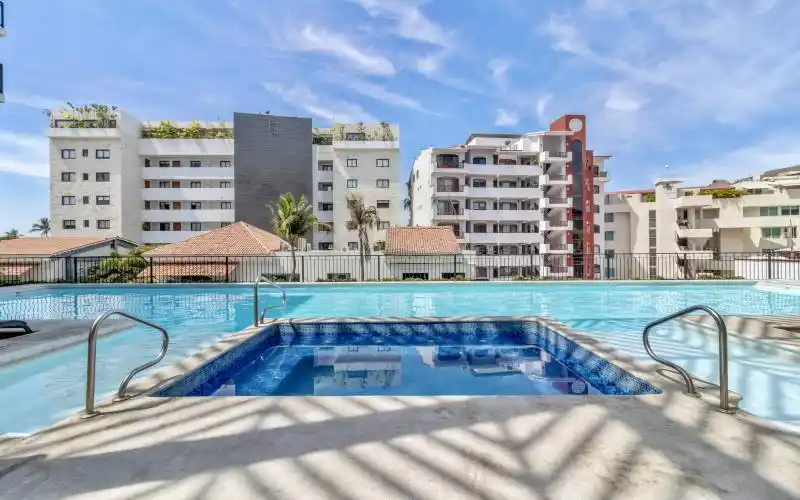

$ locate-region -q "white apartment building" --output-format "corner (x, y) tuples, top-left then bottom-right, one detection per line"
(47, 106), (400, 248)
(410, 114), (610, 279)
(311, 124), (401, 251)
(604, 166), (800, 278)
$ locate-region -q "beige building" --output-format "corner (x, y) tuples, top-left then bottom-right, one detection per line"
(604, 166), (800, 278)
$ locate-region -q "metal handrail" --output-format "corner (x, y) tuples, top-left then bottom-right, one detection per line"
(84, 311), (169, 417)
(254, 274), (287, 326)
(643, 304), (734, 413)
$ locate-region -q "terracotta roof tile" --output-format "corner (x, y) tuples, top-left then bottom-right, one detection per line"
(0, 237), (126, 257)
(386, 226), (461, 255)
(0, 263), (39, 277)
(137, 263), (236, 280)
(145, 222), (287, 256)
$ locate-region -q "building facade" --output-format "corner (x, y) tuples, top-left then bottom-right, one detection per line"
(47, 106), (401, 249)
(409, 114), (610, 279)
(604, 166), (800, 278)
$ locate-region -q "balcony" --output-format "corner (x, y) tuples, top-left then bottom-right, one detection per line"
(434, 185), (467, 196)
(141, 188), (234, 201)
(541, 220), (573, 231)
(141, 231), (210, 245)
(464, 162), (543, 177)
(469, 209), (541, 222)
(143, 166), (234, 180)
(466, 232), (542, 245)
(541, 243), (573, 254)
(468, 186), (543, 199)
(139, 138), (234, 157)
(434, 207), (468, 221)
(141, 209), (235, 223)
(674, 195), (713, 208)
(333, 140), (399, 150)
(540, 151), (571, 163)
(540, 174), (571, 186)
(676, 227), (713, 240)
(540, 197), (571, 209)
(317, 189), (334, 203)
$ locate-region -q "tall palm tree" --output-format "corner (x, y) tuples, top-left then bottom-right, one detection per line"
(1, 229), (20, 240)
(30, 217), (52, 237)
(347, 194), (379, 281)
(269, 193), (327, 281)
(404, 178), (413, 225)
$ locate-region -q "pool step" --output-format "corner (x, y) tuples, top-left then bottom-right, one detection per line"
(656, 368), (742, 410)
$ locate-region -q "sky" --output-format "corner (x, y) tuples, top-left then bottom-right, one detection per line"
(2, 0), (800, 234)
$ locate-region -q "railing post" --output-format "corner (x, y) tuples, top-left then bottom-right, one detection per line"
(301, 255), (305, 282)
(149, 257), (154, 283)
(377, 254), (382, 281)
(453, 254), (457, 277)
(225, 256), (230, 283)
(683, 252), (688, 279)
(767, 251), (774, 279)
(604, 253), (611, 280)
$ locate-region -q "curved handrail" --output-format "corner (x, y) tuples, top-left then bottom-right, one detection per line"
(254, 274), (287, 326)
(643, 304), (733, 413)
(84, 311), (169, 417)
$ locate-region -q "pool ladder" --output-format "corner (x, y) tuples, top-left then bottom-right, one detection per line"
(83, 311), (170, 417)
(643, 304), (735, 414)
(253, 274), (287, 326)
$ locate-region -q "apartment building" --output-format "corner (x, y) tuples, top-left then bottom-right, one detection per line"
(604, 166), (800, 278)
(47, 106), (401, 249)
(410, 114), (610, 279)
(1, 1), (6, 103)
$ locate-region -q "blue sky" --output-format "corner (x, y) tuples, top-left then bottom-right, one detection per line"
(2, 0), (800, 234)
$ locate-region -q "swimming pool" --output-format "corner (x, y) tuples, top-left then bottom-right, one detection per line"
(0, 282), (799, 434)
(154, 321), (659, 398)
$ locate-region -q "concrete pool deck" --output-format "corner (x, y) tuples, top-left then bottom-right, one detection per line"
(0, 318), (798, 499)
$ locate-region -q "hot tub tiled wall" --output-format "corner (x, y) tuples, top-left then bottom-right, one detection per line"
(155, 320), (660, 397)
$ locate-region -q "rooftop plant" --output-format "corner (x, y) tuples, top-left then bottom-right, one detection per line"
(642, 193), (656, 203)
(697, 187), (746, 199)
(141, 119), (233, 139)
(50, 103), (119, 128)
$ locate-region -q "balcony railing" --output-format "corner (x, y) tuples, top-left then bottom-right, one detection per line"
(547, 197), (567, 204)
(549, 244), (569, 251)
(436, 159), (463, 169)
(436, 186), (465, 193)
(548, 174), (568, 181)
(550, 152), (569, 158)
(547, 220), (568, 227)
(436, 208), (464, 215)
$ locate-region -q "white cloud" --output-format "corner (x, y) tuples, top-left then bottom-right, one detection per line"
(604, 86), (647, 112)
(488, 59), (512, 90)
(0, 131), (49, 178)
(536, 94), (553, 122)
(495, 109), (520, 127)
(351, 0), (452, 47)
(262, 82), (377, 123)
(294, 25), (395, 76)
(328, 75), (440, 115)
(4, 92), (63, 111)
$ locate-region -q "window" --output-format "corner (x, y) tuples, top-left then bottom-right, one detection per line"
(172, 160), (181, 168)
(159, 201), (171, 210)
(760, 206), (779, 216)
(61, 149), (76, 159)
(348, 242), (359, 250)
(97, 220), (111, 230)
(319, 203), (333, 211)
(158, 160), (170, 168)
(220, 160), (231, 168)
(190, 223), (202, 231)
(144, 201), (151, 210)
(347, 158), (358, 168)
(376, 179), (390, 188)
(159, 181), (170, 188)
(82, 196), (90, 205)
(96, 196), (111, 206)
(95, 149), (111, 159)
(604, 213), (614, 223)
(762, 227), (796, 239)
(190, 181), (201, 188)
(347, 179), (358, 188)
(318, 243), (334, 250)
(346, 221), (358, 230)
(190, 160), (201, 168)
(473, 179), (487, 188)
(377, 200), (390, 208)
(473, 201), (487, 210)
(378, 221), (390, 230)
(96, 172), (110, 182)
(318, 162), (333, 171)
(82, 173), (89, 181)
(173, 222), (182, 231)
(604, 231), (614, 241)
(376, 158), (390, 168)
(220, 181), (231, 188)
(318, 182), (333, 191)
(61, 196), (76, 205)
(82, 149), (89, 158)
(83, 220), (90, 228)
(473, 223), (487, 233)
(593, 185), (600, 194)
(594, 205), (600, 214)
(221, 201), (232, 209)
(63, 220), (76, 229)
(61, 172), (76, 182)
(605, 249), (616, 258)
(345, 132), (366, 141)
(594, 224), (600, 234)
(159, 223), (170, 231)
(144, 158), (151, 168)
(472, 156), (487, 164)
(191, 202), (202, 210)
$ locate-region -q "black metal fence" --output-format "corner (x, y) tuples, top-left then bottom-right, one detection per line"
(1, 252), (798, 286)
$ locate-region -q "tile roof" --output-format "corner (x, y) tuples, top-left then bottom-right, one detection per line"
(0, 262), (39, 277)
(137, 263), (236, 280)
(386, 226), (461, 255)
(0, 237), (129, 257)
(145, 222), (288, 256)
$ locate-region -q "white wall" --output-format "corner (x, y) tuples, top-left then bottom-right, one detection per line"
(411, 149), (434, 226)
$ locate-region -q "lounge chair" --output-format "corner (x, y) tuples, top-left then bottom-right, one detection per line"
(0, 320), (33, 334)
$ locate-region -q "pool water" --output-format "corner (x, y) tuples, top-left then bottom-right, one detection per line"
(0, 282), (799, 434)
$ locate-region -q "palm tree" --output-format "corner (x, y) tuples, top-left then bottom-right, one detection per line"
(347, 194), (379, 281)
(269, 193), (326, 281)
(404, 178), (413, 225)
(30, 217), (51, 237)
(1, 229), (20, 240)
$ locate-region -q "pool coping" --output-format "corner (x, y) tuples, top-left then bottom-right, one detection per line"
(9, 313), (773, 446)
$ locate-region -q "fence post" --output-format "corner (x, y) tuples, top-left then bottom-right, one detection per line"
(225, 256), (230, 283)
(301, 255), (305, 282)
(767, 251), (773, 280)
(604, 254), (611, 280)
(530, 253), (534, 277)
(377, 255), (382, 281)
(72, 257), (78, 283)
(149, 257), (154, 284)
(683, 252), (688, 278)
(453, 254), (457, 277)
